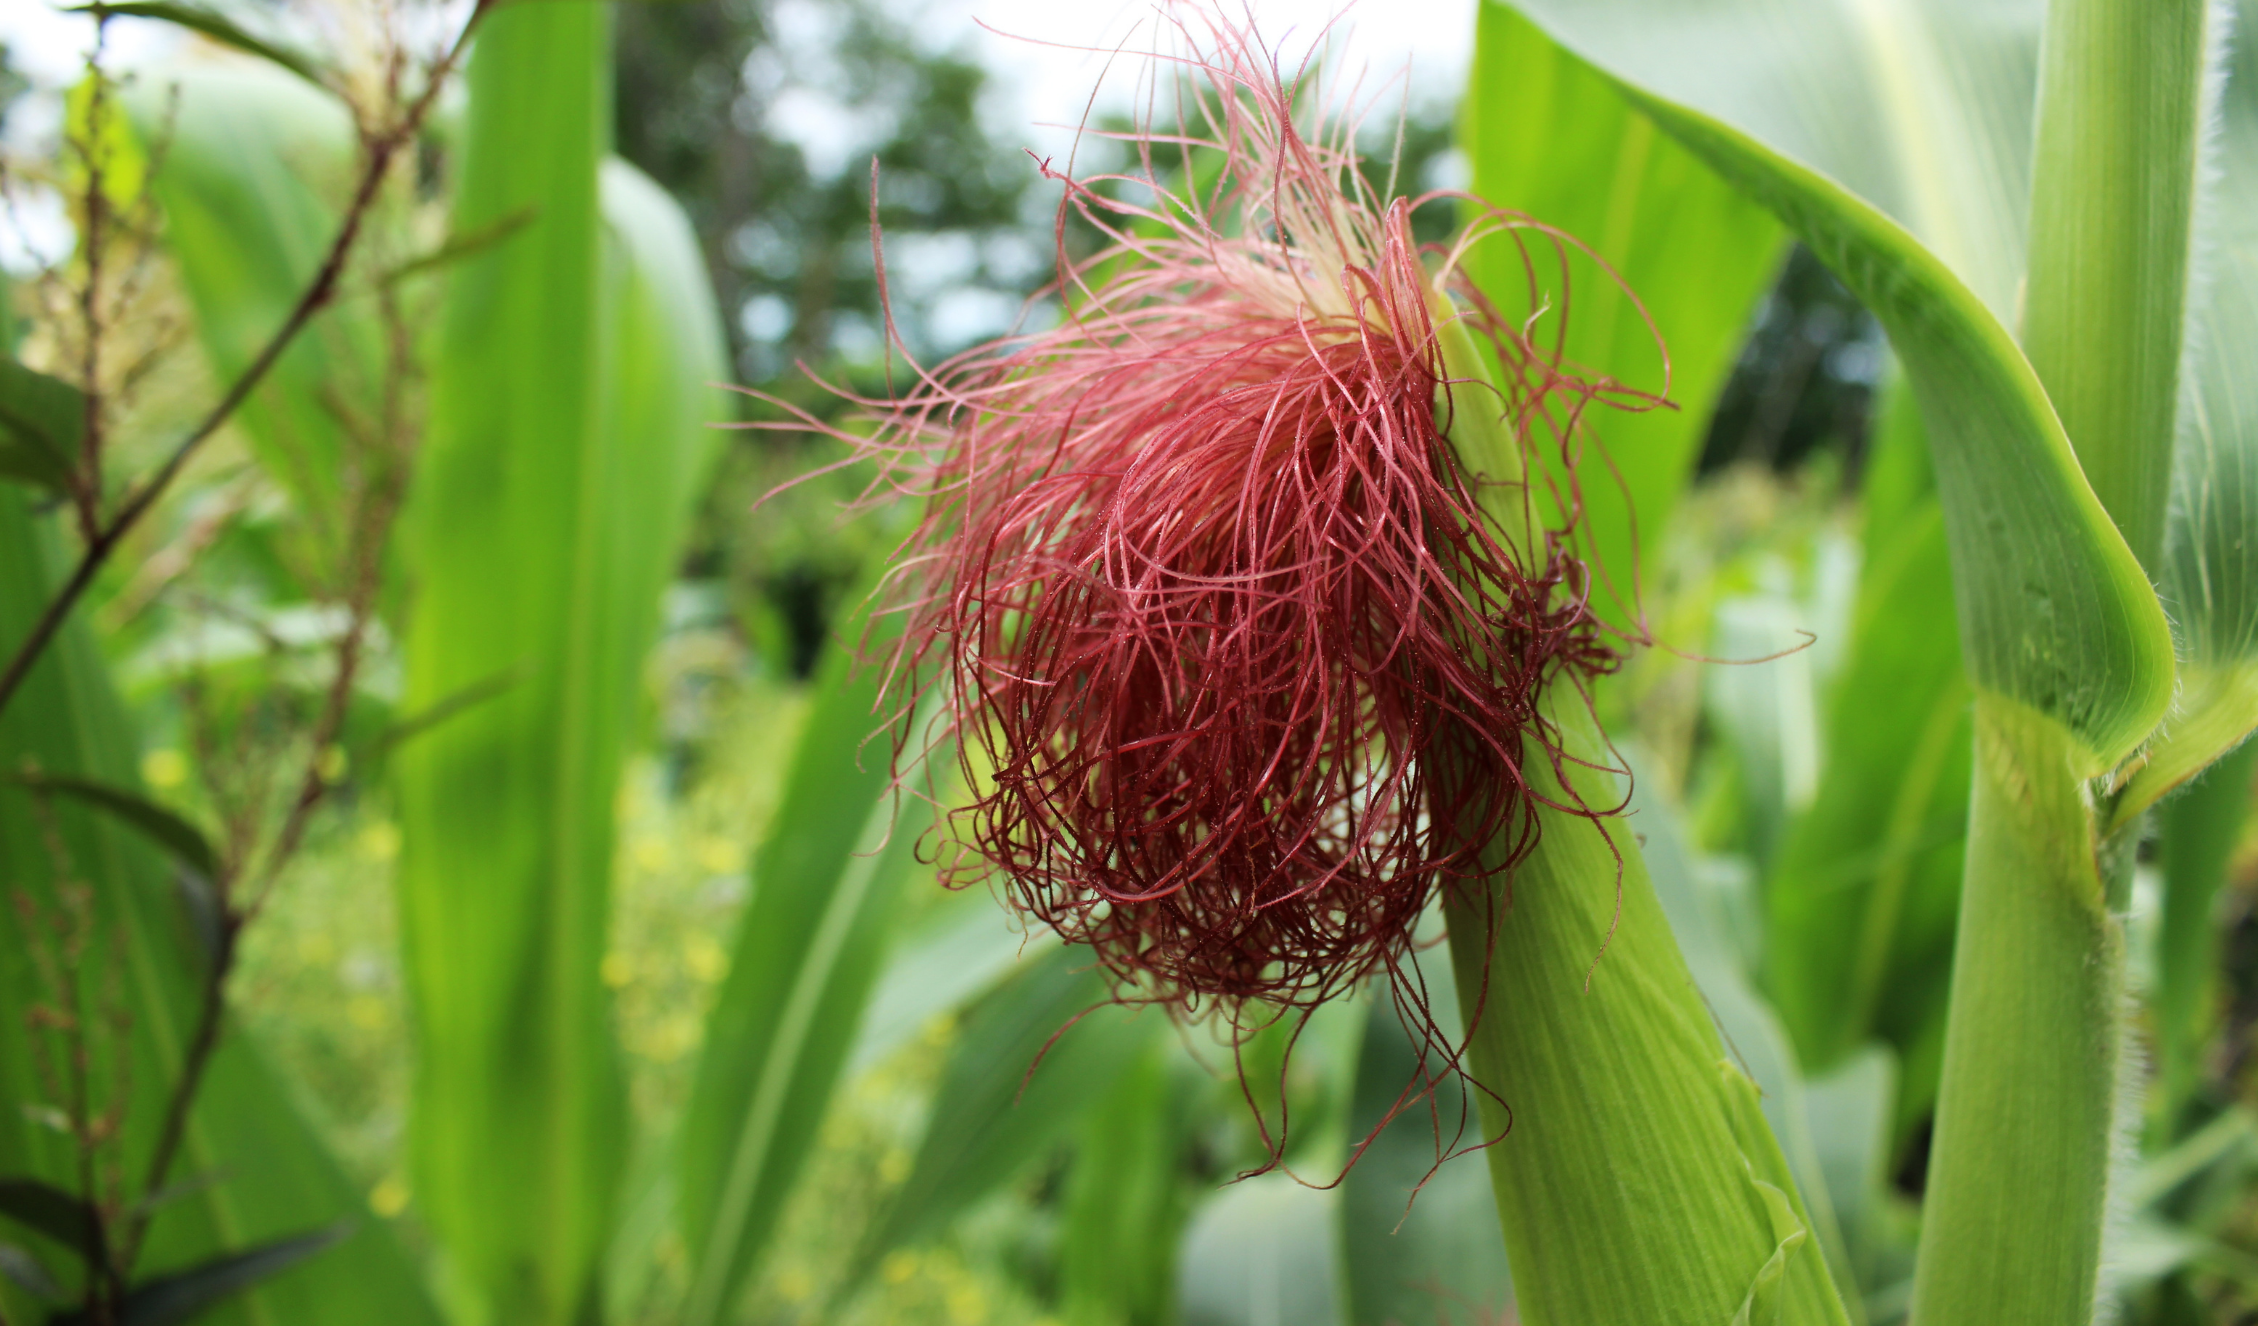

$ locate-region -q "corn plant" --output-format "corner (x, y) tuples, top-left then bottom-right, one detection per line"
(1454, 0), (2258, 1320)
(6, 0), (2258, 1324)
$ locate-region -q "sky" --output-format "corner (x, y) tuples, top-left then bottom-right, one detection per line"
(921, 0), (1476, 157)
(0, 0), (1477, 267)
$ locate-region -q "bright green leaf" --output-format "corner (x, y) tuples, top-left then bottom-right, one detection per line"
(391, 4), (725, 1320)
(1460, 4), (1783, 638)
(121, 63), (372, 570)
(1057, 1038), (1187, 1326)
(2125, 0), (2258, 818)
(1629, 752), (1862, 1315)
(376, 206), (539, 289)
(1500, 0), (2171, 775)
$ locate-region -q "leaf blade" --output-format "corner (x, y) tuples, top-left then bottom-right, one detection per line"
(0, 360), (82, 493)
(48, 1225), (347, 1326)
(0, 1179), (99, 1257)
(847, 945), (1159, 1290)
(81, 3), (330, 92)
(1, 771), (217, 880)
(677, 638), (935, 1326)
(391, 10), (727, 1321)
(1460, 4), (1784, 636)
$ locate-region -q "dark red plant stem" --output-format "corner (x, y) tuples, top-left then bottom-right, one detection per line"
(75, 16), (111, 545)
(112, 911), (235, 1278)
(0, 0), (491, 721)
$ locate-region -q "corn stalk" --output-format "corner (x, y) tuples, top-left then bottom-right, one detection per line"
(1910, 2), (2214, 1317)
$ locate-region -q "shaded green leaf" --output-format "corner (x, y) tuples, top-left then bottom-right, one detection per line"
(1, 771), (217, 881)
(79, 4), (329, 92)
(1338, 973), (1512, 1326)
(1705, 594), (1823, 873)
(848, 884), (1047, 1078)
(52, 1225), (346, 1326)
(0, 360), (82, 493)
(1766, 388), (1968, 1093)
(1802, 1049), (1898, 1294)
(2154, 745), (2258, 1132)
(1057, 1039), (1188, 1326)
(1177, 1176), (1340, 1326)
(0, 1179), (98, 1257)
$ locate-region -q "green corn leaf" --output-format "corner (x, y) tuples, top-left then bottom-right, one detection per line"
(0, 1240), (64, 1302)
(848, 883), (1048, 1078)
(1705, 593), (1824, 873)
(376, 206), (540, 290)
(1484, 6), (2190, 1319)
(121, 63), (377, 571)
(1438, 700), (1851, 1324)
(0, 770), (218, 881)
(2124, 0), (2258, 819)
(1460, 4), (1784, 637)
(2153, 743), (2258, 1135)
(1436, 299), (1850, 1326)
(1496, 0), (2174, 773)
(845, 945), (1160, 1294)
(1800, 1049), (1898, 1296)
(392, 4), (724, 1320)
(676, 632), (937, 1326)
(0, 359), (82, 493)
(0, 485), (441, 1326)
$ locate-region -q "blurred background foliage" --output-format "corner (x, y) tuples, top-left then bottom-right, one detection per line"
(3, 0), (2258, 1324)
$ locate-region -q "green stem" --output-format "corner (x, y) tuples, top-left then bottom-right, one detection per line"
(1910, 698), (2127, 1323)
(2155, 740), (2257, 1137)
(1439, 700), (1850, 1326)
(2019, 0), (2209, 574)
(1909, 0), (2211, 1315)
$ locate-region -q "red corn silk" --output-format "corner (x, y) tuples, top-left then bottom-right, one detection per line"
(772, 10), (1658, 1039)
